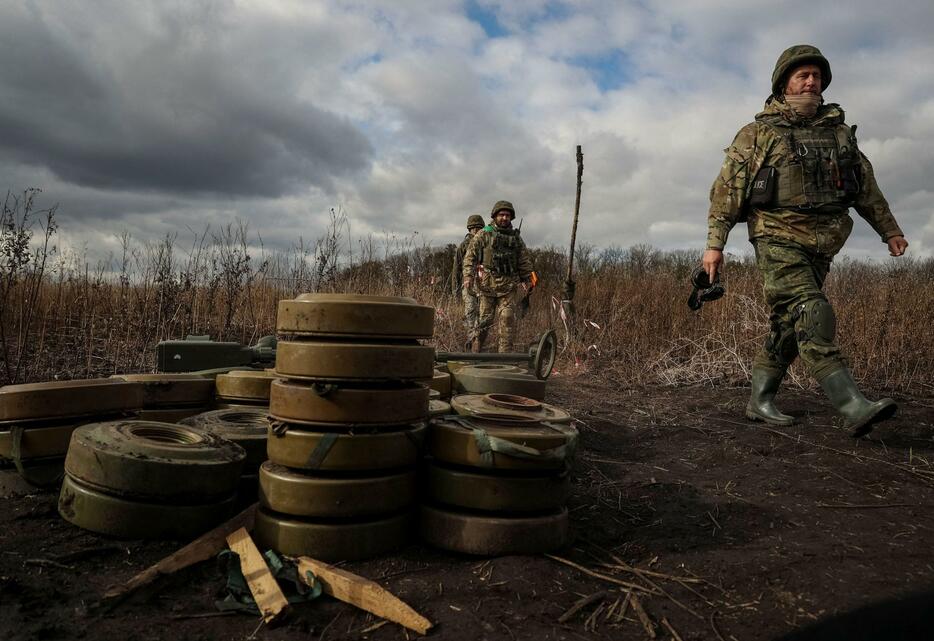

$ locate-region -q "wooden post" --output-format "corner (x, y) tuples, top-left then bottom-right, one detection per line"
(100, 502), (258, 605)
(296, 556), (433, 635)
(226, 527), (289, 624)
(561, 145), (584, 328)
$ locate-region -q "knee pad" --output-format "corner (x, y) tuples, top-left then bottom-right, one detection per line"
(765, 321), (798, 365)
(794, 298), (836, 347)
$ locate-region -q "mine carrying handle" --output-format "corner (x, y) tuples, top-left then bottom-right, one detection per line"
(156, 335), (277, 373)
(435, 330), (557, 380)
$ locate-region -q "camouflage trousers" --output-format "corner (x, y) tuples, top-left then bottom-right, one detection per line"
(477, 291), (517, 353)
(752, 239), (845, 381)
(462, 287), (479, 335)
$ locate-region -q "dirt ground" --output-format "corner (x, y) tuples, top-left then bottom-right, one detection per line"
(3, 374), (934, 641)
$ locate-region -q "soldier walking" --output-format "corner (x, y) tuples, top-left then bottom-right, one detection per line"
(703, 44), (909, 437)
(452, 214), (486, 350)
(463, 201), (533, 353)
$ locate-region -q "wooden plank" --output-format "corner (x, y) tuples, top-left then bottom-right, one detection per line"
(100, 502), (257, 605)
(296, 556), (432, 635)
(226, 527), (289, 624)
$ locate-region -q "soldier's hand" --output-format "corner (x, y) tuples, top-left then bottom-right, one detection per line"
(702, 249), (724, 282)
(887, 235), (908, 257)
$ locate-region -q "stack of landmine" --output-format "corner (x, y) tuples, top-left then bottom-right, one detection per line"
(181, 407), (269, 503)
(427, 367), (453, 417)
(0, 379), (144, 486)
(110, 373), (215, 422)
(449, 362), (546, 400)
(256, 293), (435, 561)
(214, 369), (278, 409)
(58, 418), (246, 538)
(110, 371), (270, 497)
(421, 392), (576, 555)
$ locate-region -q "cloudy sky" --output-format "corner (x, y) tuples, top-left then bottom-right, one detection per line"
(3, 0), (933, 260)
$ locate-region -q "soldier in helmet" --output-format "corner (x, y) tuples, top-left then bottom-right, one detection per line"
(703, 44), (909, 437)
(462, 200), (533, 353)
(452, 214), (486, 349)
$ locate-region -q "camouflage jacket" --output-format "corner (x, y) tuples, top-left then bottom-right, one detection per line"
(451, 234), (474, 294)
(707, 99), (904, 256)
(462, 224), (533, 296)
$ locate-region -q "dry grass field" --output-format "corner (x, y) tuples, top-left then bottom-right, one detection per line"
(2, 190), (932, 395)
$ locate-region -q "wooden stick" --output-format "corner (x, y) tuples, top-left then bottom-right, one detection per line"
(566, 145), (584, 284)
(584, 603), (605, 632)
(710, 610), (727, 641)
(558, 590), (607, 623)
(100, 502), (257, 604)
(628, 593), (656, 639)
(544, 555), (657, 593)
(598, 550), (705, 620)
(24, 558), (76, 571)
(597, 562), (704, 584)
(296, 556), (432, 635)
(661, 617), (684, 641)
(616, 591), (632, 623)
(816, 502), (926, 509)
(226, 527), (289, 624)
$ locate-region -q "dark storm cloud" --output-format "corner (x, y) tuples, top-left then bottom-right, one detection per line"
(0, 3), (372, 199)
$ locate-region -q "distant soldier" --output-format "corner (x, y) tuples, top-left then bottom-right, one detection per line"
(452, 214), (486, 349)
(704, 44), (908, 436)
(462, 201), (533, 353)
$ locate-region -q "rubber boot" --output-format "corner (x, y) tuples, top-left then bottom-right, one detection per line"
(818, 368), (897, 437)
(745, 366), (794, 426)
(472, 330), (487, 354)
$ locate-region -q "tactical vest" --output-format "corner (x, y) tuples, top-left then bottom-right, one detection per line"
(751, 120), (861, 210)
(481, 228), (520, 276)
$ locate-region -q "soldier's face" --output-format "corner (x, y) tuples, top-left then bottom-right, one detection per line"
(785, 64), (822, 96)
(494, 211), (512, 227)
(468, 226), (481, 236)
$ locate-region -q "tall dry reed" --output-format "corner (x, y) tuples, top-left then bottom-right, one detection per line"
(1, 193), (931, 395)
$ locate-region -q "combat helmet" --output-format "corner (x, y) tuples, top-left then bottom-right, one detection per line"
(466, 214), (484, 229)
(490, 200), (516, 220)
(771, 44), (832, 97)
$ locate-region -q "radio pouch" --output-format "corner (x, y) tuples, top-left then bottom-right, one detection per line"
(749, 166), (776, 206)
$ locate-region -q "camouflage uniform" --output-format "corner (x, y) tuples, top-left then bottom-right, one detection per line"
(463, 201), (533, 352)
(452, 215), (485, 340)
(708, 98), (904, 380)
(708, 44), (904, 435)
